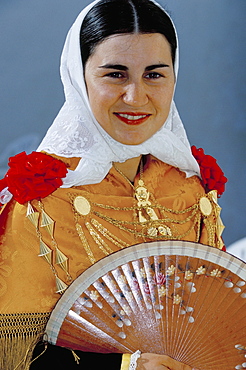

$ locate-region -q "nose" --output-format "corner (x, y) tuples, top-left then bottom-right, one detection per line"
(122, 81), (149, 107)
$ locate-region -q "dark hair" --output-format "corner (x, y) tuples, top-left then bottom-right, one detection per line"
(80, 0), (177, 67)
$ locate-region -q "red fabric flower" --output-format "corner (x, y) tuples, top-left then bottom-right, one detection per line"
(0, 152), (68, 205)
(191, 146), (227, 197)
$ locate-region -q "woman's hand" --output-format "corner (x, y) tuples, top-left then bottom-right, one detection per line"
(136, 353), (199, 370)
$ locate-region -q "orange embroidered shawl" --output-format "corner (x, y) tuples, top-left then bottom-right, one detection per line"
(0, 155), (223, 369)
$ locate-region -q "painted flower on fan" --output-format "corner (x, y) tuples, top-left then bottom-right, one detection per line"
(90, 290), (100, 300)
(186, 282), (196, 293)
(173, 294), (182, 305)
(154, 272), (166, 286)
(185, 270), (194, 281)
(120, 306), (131, 316)
(158, 286), (168, 297)
(118, 275), (127, 284)
(131, 277), (140, 291)
(140, 268), (147, 278)
(191, 145), (227, 197)
(144, 282), (151, 295)
(126, 291), (134, 301)
(196, 266), (206, 275)
(0, 151), (68, 205)
(166, 265), (176, 276)
(210, 269), (222, 278)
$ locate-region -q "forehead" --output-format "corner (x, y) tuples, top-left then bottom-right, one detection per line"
(88, 33), (172, 66)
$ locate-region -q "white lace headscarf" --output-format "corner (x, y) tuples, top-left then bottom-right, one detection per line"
(37, 0), (200, 187)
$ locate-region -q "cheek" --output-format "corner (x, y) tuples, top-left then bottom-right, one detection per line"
(154, 87), (174, 114)
(88, 82), (120, 110)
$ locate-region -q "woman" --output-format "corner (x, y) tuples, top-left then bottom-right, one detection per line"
(0, 0), (226, 369)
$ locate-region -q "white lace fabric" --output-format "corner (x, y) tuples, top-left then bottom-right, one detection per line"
(129, 350), (141, 370)
(37, 0), (200, 187)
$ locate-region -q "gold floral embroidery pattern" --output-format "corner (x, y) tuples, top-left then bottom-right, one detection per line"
(0, 263), (12, 297)
(0, 243), (13, 298)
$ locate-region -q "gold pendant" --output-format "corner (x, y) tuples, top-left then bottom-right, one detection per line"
(39, 240), (52, 264)
(55, 276), (68, 294)
(40, 210), (55, 235)
(26, 202), (39, 228)
(55, 248), (68, 272)
(134, 179), (159, 223)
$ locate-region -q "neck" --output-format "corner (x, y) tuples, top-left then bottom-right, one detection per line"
(113, 156), (142, 182)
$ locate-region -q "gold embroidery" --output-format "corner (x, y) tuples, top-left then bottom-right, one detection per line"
(75, 222), (96, 264)
(69, 183), (223, 262)
(71, 192), (130, 261)
(92, 210), (201, 241)
(85, 222), (114, 255)
(91, 218), (129, 249)
(0, 263), (12, 297)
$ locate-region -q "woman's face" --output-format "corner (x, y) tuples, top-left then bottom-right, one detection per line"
(85, 33), (175, 145)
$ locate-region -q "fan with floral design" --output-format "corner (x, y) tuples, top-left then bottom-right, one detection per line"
(46, 241), (246, 369)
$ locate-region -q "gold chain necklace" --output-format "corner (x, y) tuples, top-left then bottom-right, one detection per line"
(112, 158), (159, 224)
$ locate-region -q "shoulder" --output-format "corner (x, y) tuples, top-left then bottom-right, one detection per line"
(148, 147), (227, 198)
(0, 151), (80, 207)
(191, 146), (227, 197)
(40, 152), (80, 171)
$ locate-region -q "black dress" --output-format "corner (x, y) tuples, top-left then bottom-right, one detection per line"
(30, 342), (122, 369)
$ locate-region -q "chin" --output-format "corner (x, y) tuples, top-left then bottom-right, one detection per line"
(117, 138), (146, 146)
(114, 133), (151, 146)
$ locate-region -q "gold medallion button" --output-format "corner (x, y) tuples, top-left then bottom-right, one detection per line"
(199, 197), (212, 216)
(74, 196), (91, 216)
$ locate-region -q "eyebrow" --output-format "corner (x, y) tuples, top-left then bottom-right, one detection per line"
(99, 63), (170, 71)
(145, 64), (170, 71)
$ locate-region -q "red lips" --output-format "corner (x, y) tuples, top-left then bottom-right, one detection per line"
(114, 112), (151, 125)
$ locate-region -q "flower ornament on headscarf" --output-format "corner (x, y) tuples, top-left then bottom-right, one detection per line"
(36, 0), (200, 187)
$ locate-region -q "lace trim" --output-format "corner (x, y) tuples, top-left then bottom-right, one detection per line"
(129, 350), (141, 370)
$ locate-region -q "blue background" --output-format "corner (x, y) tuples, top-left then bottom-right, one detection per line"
(0, 0), (245, 248)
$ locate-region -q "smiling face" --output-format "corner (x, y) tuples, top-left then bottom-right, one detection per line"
(84, 33), (175, 145)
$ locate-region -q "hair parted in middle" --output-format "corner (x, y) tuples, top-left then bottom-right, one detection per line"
(80, 0), (177, 67)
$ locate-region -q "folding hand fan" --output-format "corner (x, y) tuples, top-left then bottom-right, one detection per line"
(46, 241), (246, 369)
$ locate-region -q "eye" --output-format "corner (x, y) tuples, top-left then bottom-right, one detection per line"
(105, 71), (125, 79)
(145, 72), (164, 80)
